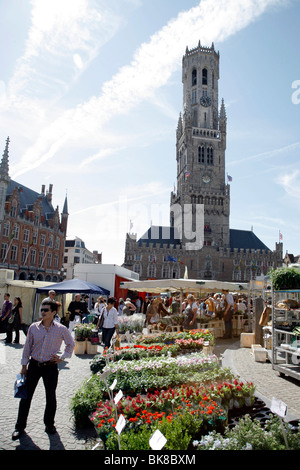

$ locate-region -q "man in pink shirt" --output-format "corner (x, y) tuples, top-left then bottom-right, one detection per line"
(12, 300), (75, 440)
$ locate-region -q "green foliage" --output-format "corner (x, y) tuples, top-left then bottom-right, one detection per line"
(196, 415), (300, 450)
(105, 413), (201, 451)
(70, 375), (105, 426)
(268, 267), (300, 291)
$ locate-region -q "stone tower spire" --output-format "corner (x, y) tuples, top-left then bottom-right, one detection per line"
(0, 136), (11, 183)
(0, 137), (11, 221)
(170, 42), (230, 249)
(60, 192), (69, 235)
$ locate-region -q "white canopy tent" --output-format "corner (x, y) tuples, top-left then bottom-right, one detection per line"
(120, 278), (248, 295)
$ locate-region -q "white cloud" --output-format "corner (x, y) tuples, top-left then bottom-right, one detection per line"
(9, 0), (285, 179)
(7, 0), (121, 103)
(277, 170), (300, 199)
(229, 141), (300, 167)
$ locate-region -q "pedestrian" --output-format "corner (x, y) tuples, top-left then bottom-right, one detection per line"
(117, 298), (125, 316)
(11, 300), (75, 440)
(68, 293), (85, 333)
(222, 289), (234, 338)
(205, 295), (216, 316)
(39, 290), (61, 323)
(183, 294), (197, 330)
(6, 297), (23, 344)
(1, 293), (13, 340)
(102, 297), (119, 349)
(122, 298), (136, 316)
(94, 297), (106, 330)
(82, 295), (90, 323)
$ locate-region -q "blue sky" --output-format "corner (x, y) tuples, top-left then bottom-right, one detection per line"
(0, 0), (299, 266)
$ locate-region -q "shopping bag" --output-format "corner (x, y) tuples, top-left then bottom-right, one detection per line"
(14, 374), (27, 399)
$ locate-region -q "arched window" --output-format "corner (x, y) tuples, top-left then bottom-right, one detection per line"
(147, 264), (156, 278)
(207, 146), (214, 165)
(162, 264), (170, 279)
(202, 68), (208, 85)
(192, 69), (197, 86)
(198, 145), (205, 163)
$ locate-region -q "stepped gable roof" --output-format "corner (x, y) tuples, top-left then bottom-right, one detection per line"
(7, 179), (55, 222)
(230, 229), (270, 251)
(137, 225), (181, 248)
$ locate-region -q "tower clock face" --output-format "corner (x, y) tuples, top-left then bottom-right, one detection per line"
(200, 95), (211, 107)
(202, 175), (211, 183)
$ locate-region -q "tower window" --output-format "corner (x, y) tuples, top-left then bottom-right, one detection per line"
(198, 145), (205, 163)
(207, 146), (214, 165)
(192, 69), (197, 86)
(192, 89), (197, 104)
(202, 68), (208, 85)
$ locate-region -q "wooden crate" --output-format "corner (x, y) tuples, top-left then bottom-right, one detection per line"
(240, 333), (255, 348)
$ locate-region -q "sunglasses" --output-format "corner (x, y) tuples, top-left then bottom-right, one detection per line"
(41, 308), (50, 312)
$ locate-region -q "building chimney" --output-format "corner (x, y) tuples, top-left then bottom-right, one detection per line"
(46, 184), (53, 203)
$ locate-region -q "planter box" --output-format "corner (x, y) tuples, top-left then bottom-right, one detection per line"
(240, 333), (255, 348)
(86, 341), (98, 355)
(74, 340), (86, 355)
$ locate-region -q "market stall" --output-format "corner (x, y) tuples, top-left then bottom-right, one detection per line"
(120, 278), (249, 337)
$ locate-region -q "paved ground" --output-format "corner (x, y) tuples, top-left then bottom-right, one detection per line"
(1, 331), (299, 450)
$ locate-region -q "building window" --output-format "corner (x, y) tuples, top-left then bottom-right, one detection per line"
(192, 69), (197, 86)
(23, 229), (30, 243)
(198, 146), (205, 163)
(55, 237), (60, 250)
(30, 250), (36, 265)
(207, 146), (214, 165)
(47, 253), (52, 267)
(64, 256), (68, 263)
(133, 263), (142, 275)
(149, 254), (156, 262)
(147, 264), (156, 278)
(21, 247), (27, 264)
(38, 251), (44, 266)
(162, 264), (170, 279)
(0, 243), (7, 260)
(14, 224), (19, 240)
(32, 231), (38, 244)
(202, 68), (208, 85)
(54, 254), (59, 268)
(74, 256), (80, 264)
(10, 201), (17, 218)
(34, 210), (40, 226)
(192, 89), (197, 104)
(3, 222), (10, 237)
(10, 245), (17, 262)
(40, 234), (46, 246)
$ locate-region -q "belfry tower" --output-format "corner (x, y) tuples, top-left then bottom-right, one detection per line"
(170, 42), (230, 250)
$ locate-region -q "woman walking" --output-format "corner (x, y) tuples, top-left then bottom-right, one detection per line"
(102, 297), (119, 349)
(6, 297), (23, 344)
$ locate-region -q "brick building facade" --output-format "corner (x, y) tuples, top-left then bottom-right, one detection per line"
(0, 137), (68, 281)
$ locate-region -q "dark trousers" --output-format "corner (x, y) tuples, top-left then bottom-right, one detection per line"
(102, 327), (115, 349)
(6, 323), (21, 343)
(16, 360), (58, 431)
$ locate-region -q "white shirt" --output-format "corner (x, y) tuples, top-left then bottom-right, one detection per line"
(226, 293), (234, 306)
(102, 306), (118, 329)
